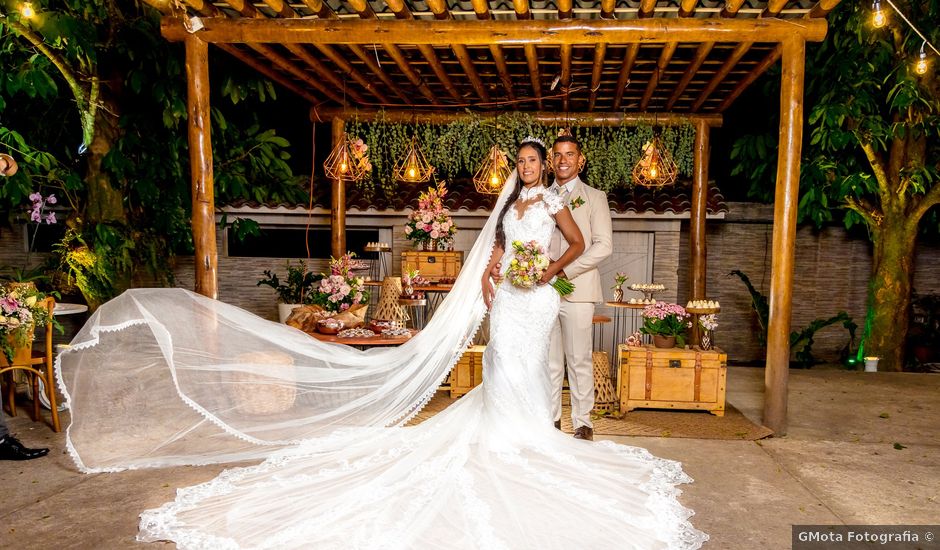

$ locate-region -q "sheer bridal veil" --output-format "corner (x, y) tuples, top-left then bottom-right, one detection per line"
(58, 172), (520, 472)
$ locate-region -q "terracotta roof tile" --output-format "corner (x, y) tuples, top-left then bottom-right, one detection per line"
(225, 178), (728, 215)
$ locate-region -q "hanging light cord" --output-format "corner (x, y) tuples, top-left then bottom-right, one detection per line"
(881, 0), (940, 56)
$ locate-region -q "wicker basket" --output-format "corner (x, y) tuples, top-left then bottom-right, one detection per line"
(592, 351), (618, 413)
(229, 351), (297, 415)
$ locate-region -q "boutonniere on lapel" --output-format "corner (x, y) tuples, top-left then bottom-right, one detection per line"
(569, 196), (585, 210)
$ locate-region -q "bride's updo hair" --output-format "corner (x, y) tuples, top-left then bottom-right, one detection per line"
(494, 138), (548, 250)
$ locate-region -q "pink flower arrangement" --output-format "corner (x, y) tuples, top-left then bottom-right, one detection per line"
(405, 182), (457, 248)
(640, 302), (691, 345)
(310, 253), (370, 313)
(350, 138), (372, 172)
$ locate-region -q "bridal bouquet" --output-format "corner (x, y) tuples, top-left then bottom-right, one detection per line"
(505, 240), (574, 296)
(0, 284), (55, 362)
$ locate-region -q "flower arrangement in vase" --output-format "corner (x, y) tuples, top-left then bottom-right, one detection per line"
(0, 284), (57, 363)
(699, 313), (718, 350)
(640, 302), (691, 348)
(309, 253), (370, 313)
(611, 272), (628, 302)
(404, 182), (457, 250)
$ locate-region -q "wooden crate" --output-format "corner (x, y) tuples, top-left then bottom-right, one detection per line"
(401, 251), (463, 282)
(617, 344), (727, 416)
(449, 345), (485, 398)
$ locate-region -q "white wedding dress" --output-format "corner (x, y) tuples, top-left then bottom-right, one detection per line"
(58, 175), (706, 549)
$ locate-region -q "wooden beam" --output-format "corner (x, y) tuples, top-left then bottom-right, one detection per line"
(764, 37), (806, 435)
(513, 0), (532, 20)
(344, 0), (442, 104)
(182, 0), (220, 16)
(347, 45), (414, 104)
(560, 44), (572, 111)
(490, 46), (516, 101)
(331, 118), (346, 259)
(718, 45), (781, 111)
(261, 0), (297, 18)
(284, 44), (366, 104)
(313, 107), (723, 127)
(471, 0), (491, 18)
(315, 44), (392, 104)
(217, 44), (321, 104)
(691, 41), (752, 112)
(678, 0), (698, 17)
(185, 36), (217, 299)
(469, 0), (515, 101)
(161, 16), (830, 45)
(721, 0), (747, 17)
(600, 0), (616, 18)
(613, 44), (639, 110)
(690, 119), (709, 305)
(425, 0), (490, 103)
(808, 0), (843, 18)
(558, 0), (573, 19)
(298, 0), (333, 18)
(249, 44), (346, 104)
(640, 42), (677, 110)
(525, 44), (543, 109)
(224, 0), (257, 17)
(763, 0), (790, 17)
(587, 43), (607, 111)
(667, 42), (713, 110)
(638, 0), (657, 18)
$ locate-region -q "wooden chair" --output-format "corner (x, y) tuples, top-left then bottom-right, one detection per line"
(0, 297), (60, 432)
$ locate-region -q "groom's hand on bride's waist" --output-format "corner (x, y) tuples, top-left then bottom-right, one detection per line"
(491, 262), (503, 284)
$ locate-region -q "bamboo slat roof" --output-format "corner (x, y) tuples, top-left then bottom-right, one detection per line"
(150, 0), (839, 114)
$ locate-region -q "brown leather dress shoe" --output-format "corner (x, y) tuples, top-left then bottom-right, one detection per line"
(573, 426), (594, 441)
(553, 420), (561, 430)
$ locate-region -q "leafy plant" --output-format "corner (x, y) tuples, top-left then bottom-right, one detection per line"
(346, 112), (696, 195)
(729, 270), (857, 368)
(257, 261), (320, 304)
(727, 2), (939, 370)
(639, 302), (691, 346)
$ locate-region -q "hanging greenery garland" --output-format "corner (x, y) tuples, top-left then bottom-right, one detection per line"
(346, 112), (696, 194)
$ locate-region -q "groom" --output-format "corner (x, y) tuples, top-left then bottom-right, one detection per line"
(546, 135), (612, 441)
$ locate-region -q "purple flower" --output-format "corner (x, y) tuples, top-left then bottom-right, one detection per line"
(45, 212), (56, 224)
(28, 192), (42, 203)
(46, 194), (57, 205)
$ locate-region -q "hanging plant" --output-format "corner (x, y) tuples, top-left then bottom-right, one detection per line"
(343, 112), (696, 193)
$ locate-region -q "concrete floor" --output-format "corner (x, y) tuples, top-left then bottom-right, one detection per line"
(2, 366), (938, 549)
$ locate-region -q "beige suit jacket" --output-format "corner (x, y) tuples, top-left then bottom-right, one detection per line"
(548, 177), (613, 303)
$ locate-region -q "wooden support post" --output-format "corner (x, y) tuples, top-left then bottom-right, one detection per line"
(185, 35), (217, 299)
(764, 38), (806, 435)
(690, 119), (709, 345)
(331, 117), (347, 259)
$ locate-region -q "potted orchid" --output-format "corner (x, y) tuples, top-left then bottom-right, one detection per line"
(257, 260), (320, 322)
(611, 272), (629, 302)
(640, 302), (691, 348)
(404, 182), (457, 250)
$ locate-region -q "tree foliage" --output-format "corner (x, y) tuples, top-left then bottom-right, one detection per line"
(0, 1), (305, 302)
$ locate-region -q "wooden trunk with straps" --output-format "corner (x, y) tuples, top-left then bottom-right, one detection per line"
(617, 344), (727, 416)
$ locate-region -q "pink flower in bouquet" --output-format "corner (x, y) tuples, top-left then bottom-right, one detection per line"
(430, 230), (440, 239)
(422, 213), (432, 224)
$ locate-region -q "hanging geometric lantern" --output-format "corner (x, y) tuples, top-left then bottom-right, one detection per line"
(394, 136), (435, 183)
(324, 133), (370, 182)
(632, 135), (678, 188)
(473, 145), (511, 195)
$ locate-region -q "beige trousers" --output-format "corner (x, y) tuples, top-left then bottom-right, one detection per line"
(549, 301), (595, 429)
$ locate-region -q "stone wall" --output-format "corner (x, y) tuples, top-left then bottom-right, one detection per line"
(676, 203), (940, 363)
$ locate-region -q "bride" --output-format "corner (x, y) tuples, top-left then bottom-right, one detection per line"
(57, 138), (707, 549)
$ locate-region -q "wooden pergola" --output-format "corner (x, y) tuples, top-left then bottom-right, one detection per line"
(143, 0), (841, 434)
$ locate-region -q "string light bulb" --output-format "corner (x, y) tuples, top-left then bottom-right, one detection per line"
(20, 2), (36, 18)
(871, 0), (887, 28)
(914, 41), (929, 75)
